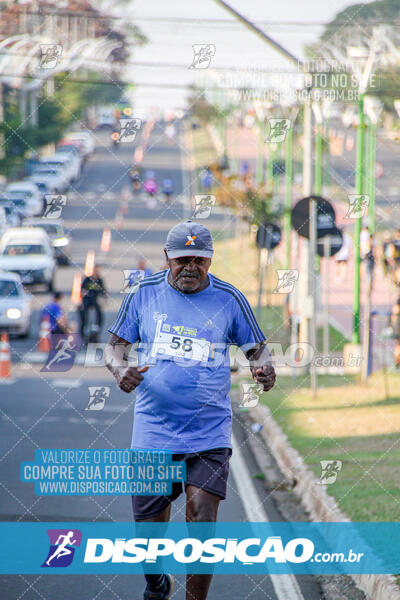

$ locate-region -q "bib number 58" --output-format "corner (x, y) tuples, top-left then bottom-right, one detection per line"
(170, 336), (193, 352)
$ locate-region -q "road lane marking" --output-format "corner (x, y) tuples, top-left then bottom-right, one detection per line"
(231, 433), (305, 600)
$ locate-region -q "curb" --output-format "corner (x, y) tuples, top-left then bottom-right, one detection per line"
(250, 402), (400, 600)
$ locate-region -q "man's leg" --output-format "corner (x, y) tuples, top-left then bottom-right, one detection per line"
(140, 503), (172, 591)
(94, 301), (103, 329)
(185, 485), (220, 600)
(79, 304), (86, 338)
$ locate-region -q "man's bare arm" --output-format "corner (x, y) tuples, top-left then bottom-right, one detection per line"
(245, 341), (276, 392)
(104, 333), (149, 393)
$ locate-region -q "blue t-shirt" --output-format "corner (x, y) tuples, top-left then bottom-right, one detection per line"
(109, 270), (265, 452)
(41, 301), (63, 333)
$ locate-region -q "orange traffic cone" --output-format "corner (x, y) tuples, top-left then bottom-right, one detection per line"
(37, 315), (51, 353)
(84, 250), (95, 277)
(71, 273), (82, 305)
(100, 228), (111, 252)
(114, 210), (123, 230)
(0, 332), (11, 379)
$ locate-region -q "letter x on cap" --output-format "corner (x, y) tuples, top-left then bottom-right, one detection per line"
(165, 221), (214, 259)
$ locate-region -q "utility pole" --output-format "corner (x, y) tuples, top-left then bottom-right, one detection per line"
(284, 106), (298, 269)
(352, 91), (364, 345)
(348, 36), (378, 345)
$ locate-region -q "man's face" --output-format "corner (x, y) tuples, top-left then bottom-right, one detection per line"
(165, 251), (211, 293)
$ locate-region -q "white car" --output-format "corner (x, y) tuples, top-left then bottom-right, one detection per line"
(0, 199), (24, 227)
(66, 131), (95, 156)
(0, 228), (56, 291)
(30, 166), (69, 193)
(0, 270), (32, 337)
(4, 182), (43, 216)
(26, 178), (52, 199)
(0, 207), (7, 238)
(39, 154), (81, 183)
(24, 218), (71, 265)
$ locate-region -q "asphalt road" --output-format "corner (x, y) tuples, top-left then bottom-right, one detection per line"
(1, 122), (327, 599)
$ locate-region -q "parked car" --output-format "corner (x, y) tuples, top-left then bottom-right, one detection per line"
(24, 218), (71, 265)
(0, 228), (56, 291)
(57, 139), (85, 158)
(65, 130), (95, 156)
(4, 182), (42, 216)
(38, 153), (81, 183)
(0, 207), (7, 238)
(25, 178), (52, 202)
(30, 166), (69, 193)
(0, 198), (25, 226)
(0, 270), (32, 337)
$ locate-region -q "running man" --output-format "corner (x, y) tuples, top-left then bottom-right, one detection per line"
(105, 221), (275, 600)
(45, 531), (77, 566)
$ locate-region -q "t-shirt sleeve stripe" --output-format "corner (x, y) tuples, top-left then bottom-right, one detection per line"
(235, 289), (265, 341)
(109, 291), (135, 336)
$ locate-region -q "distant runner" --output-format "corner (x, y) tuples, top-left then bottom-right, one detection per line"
(105, 221), (276, 600)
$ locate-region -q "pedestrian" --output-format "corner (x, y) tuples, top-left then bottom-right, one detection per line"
(200, 166), (213, 192)
(80, 265), (107, 342)
(40, 292), (68, 336)
(360, 225), (370, 261)
(381, 231), (392, 278)
(137, 258), (152, 277)
(334, 231), (352, 282)
(105, 221), (276, 600)
(390, 297), (400, 368)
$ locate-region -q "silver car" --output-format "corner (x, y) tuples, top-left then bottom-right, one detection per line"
(0, 271), (32, 337)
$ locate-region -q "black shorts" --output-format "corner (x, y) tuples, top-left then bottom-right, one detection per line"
(132, 447), (232, 521)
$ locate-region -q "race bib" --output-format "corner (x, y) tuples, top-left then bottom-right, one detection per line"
(151, 320), (210, 363)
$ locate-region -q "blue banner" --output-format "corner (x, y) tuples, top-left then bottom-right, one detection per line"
(0, 522), (399, 574)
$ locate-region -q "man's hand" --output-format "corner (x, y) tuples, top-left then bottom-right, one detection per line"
(251, 364), (276, 392)
(116, 365), (149, 394)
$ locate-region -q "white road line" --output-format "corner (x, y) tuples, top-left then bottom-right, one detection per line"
(231, 433), (305, 600)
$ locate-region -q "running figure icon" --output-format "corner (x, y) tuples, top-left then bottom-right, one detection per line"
(43, 334), (78, 371)
(45, 531), (77, 566)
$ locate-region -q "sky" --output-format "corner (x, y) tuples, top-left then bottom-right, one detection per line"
(124, 0), (375, 116)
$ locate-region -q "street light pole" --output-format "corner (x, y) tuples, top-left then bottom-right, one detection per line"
(352, 91), (365, 345)
(284, 111), (296, 269)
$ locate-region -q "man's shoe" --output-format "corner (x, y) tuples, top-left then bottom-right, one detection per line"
(143, 574), (174, 600)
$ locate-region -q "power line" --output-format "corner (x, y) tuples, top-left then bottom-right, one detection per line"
(2, 7), (400, 27)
